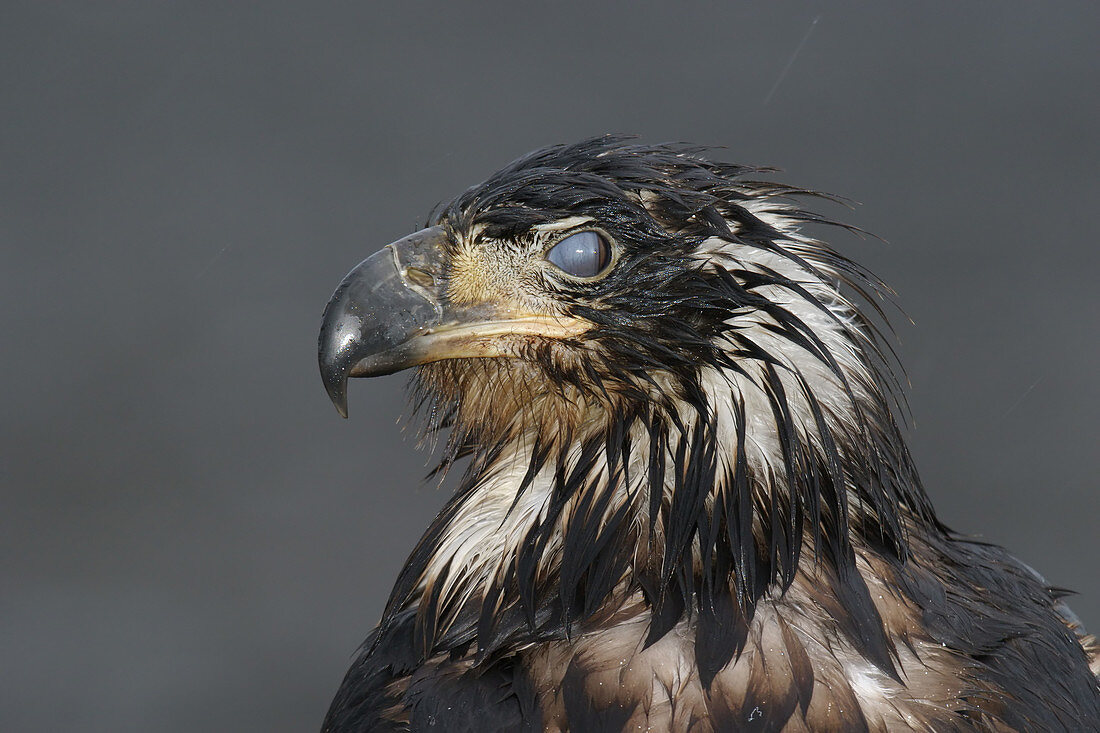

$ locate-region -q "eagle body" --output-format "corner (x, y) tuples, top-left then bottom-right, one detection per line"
(317, 138), (1100, 731)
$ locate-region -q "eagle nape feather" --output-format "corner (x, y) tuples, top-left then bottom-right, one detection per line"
(315, 136), (1100, 732)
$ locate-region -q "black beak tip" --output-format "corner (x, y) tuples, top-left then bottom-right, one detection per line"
(325, 376), (350, 419)
(318, 344), (351, 418)
(318, 327), (352, 419)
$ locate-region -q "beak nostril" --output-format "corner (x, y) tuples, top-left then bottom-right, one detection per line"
(404, 266), (435, 288)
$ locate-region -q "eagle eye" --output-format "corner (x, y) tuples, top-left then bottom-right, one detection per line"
(545, 230), (612, 279)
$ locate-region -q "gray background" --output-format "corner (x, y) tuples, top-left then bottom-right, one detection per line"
(3, 2), (1097, 731)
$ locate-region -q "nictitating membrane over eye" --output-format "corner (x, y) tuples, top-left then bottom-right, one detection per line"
(546, 231), (609, 278)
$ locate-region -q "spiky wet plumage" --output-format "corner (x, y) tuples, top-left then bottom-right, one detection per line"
(322, 137), (1100, 731)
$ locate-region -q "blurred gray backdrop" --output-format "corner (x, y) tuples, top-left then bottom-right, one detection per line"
(2, 2), (1098, 731)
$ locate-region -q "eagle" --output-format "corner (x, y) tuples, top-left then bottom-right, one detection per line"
(316, 137), (1100, 731)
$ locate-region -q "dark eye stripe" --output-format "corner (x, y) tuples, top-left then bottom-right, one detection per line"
(546, 231), (611, 278)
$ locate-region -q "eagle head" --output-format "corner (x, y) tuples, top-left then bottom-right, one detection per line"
(320, 138), (767, 439)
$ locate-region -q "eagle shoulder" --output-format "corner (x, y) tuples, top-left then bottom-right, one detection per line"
(322, 611), (541, 732)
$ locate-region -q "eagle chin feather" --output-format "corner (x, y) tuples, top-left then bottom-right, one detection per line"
(319, 136), (1100, 732)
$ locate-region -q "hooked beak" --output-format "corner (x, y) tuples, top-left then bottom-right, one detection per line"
(318, 226), (589, 417)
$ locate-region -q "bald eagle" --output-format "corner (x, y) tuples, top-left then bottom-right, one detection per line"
(317, 137), (1100, 731)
